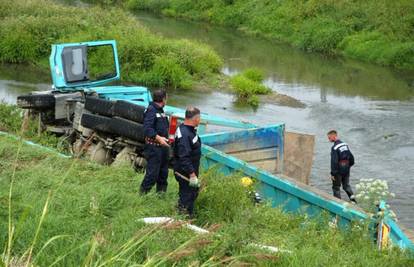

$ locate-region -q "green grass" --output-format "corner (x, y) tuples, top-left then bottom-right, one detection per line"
(120, 0), (414, 70)
(0, 126), (413, 265)
(230, 68), (271, 107)
(0, 0), (223, 90)
(0, 102), (61, 149)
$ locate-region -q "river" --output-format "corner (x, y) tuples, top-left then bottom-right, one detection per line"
(0, 13), (413, 229)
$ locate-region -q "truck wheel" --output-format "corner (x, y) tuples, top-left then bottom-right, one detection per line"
(84, 96), (114, 117)
(90, 141), (112, 165)
(17, 94), (55, 110)
(40, 110), (56, 124)
(113, 100), (145, 123)
(112, 146), (134, 167)
(110, 117), (145, 142)
(81, 113), (112, 134)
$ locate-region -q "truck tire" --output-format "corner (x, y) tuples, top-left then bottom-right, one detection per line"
(84, 96), (114, 117)
(113, 100), (145, 123)
(110, 117), (145, 142)
(17, 94), (55, 110)
(81, 113), (112, 134)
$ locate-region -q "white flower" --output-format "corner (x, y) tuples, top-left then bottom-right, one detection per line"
(364, 196), (370, 200)
(390, 193), (395, 198)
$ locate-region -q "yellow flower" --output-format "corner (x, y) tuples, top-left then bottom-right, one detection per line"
(241, 177), (253, 187)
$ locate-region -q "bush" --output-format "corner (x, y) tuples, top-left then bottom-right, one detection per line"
(241, 67), (264, 83)
(230, 70), (270, 107)
(140, 54), (193, 89)
(295, 18), (348, 54)
(122, 0), (414, 70)
(0, 0), (223, 89)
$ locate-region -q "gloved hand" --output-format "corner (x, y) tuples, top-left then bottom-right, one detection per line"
(189, 176), (200, 188)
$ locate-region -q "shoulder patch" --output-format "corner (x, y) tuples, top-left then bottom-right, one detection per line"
(175, 127), (182, 138)
(192, 135), (199, 144)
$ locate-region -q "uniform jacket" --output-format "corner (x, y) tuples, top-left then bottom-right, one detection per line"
(331, 140), (355, 176)
(143, 102), (169, 139)
(173, 124), (202, 177)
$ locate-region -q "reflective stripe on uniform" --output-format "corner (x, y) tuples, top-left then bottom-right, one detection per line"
(155, 113), (166, 118)
(334, 142), (348, 150)
(176, 127), (182, 138)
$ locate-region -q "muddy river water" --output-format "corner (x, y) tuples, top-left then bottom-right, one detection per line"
(1, 13), (413, 229)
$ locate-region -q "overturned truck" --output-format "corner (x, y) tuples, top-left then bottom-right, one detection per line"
(17, 40), (255, 168)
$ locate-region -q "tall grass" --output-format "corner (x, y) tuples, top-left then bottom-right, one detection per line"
(121, 0), (414, 70)
(0, 136), (412, 266)
(0, 0), (223, 90)
(0, 102), (61, 149)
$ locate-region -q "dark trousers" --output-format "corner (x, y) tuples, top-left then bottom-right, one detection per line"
(332, 173), (354, 199)
(140, 144), (169, 193)
(175, 174), (199, 216)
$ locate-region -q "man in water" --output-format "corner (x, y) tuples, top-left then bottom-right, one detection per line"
(327, 130), (357, 203)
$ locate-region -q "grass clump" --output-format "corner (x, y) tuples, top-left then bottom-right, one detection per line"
(0, 0), (223, 90)
(0, 102), (60, 149)
(120, 0), (414, 70)
(1, 137), (412, 266)
(230, 68), (271, 107)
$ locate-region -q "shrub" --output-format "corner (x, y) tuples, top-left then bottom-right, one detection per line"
(241, 67), (264, 83)
(0, 0), (223, 89)
(141, 54), (193, 89)
(123, 0), (414, 70)
(231, 75), (270, 96)
(230, 67), (270, 107)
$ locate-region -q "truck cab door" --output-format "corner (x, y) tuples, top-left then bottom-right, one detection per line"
(50, 40), (120, 90)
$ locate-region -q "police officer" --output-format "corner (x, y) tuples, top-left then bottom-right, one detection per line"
(327, 130), (356, 203)
(173, 107), (202, 216)
(140, 89), (170, 194)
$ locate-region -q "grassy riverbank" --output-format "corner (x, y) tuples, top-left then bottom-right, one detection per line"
(122, 0), (414, 70)
(1, 136), (412, 266)
(0, 103), (413, 266)
(0, 0), (223, 90)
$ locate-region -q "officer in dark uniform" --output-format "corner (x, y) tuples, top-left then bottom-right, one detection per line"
(327, 130), (356, 203)
(173, 107), (202, 216)
(140, 89), (170, 194)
